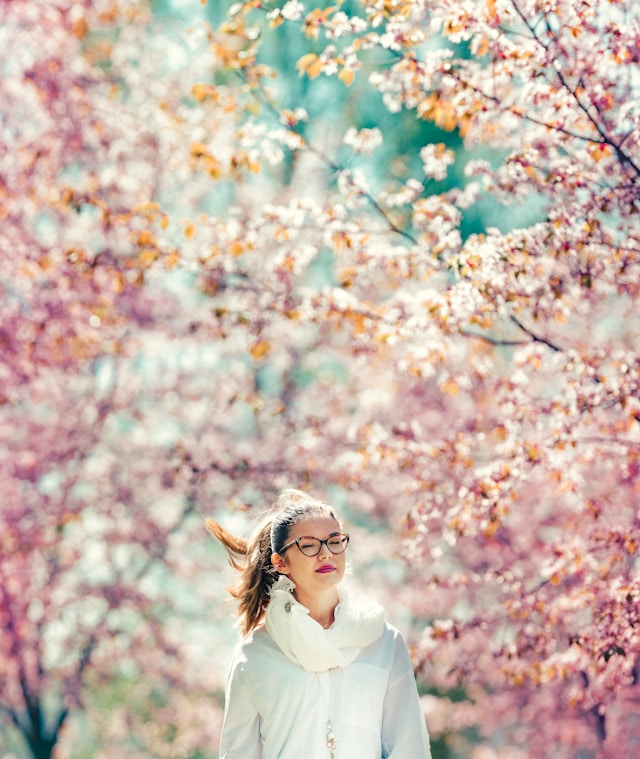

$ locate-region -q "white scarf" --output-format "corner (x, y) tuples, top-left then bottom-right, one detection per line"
(264, 575), (386, 672)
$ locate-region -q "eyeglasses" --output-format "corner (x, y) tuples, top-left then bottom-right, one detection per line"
(279, 533), (350, 557)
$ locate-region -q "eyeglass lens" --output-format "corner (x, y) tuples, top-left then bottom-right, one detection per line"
(298, 535), (349, 556)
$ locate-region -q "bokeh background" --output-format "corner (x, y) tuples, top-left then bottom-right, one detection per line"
(3, 0), (640, 757)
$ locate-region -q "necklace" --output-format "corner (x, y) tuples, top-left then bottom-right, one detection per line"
(318, 609), (338, 754)
(326, 720), (337, 758)
(318, 671), (337, 758)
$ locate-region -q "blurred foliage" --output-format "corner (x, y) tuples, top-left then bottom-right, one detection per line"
(192, 0), (543, 239)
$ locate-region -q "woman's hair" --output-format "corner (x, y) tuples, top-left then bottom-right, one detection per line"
(206, 488), (338, 635)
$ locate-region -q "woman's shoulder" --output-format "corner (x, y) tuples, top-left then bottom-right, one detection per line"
(231, 625), (278, 661)
(359, 616), (403, 642)
(384, 621), (418, 658)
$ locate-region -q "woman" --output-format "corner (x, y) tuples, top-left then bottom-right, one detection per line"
(207, 488), (432, 759)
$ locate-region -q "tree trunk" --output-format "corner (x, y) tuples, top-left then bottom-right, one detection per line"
(25, 733), (56, 759)
(19, 697), (66, 759)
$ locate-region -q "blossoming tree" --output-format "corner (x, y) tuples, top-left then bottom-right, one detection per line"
(176, 0), (640, 756)
(0, 2), (229, 757)
(4, 0), (640, 756)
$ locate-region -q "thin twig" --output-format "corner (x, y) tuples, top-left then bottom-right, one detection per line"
(509, 314), (563, 351)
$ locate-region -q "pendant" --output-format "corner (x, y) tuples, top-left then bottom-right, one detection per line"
(326, 720), (337, 758)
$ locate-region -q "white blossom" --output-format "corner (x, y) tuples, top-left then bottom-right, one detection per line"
(281, 1), (305, 21)
(343, 126), (383, 155)
(420, 143), (456, 181)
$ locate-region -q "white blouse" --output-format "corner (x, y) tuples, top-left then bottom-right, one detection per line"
(220, 623), (432, 759)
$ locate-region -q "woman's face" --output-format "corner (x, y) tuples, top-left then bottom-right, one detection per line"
(274, 515), (347, 598)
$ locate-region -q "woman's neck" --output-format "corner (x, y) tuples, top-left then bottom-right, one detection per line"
(294, 588), (339, 629)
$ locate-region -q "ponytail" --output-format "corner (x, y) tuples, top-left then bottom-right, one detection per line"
(206, 489), (338, 635)
(205, 513), (276, 636)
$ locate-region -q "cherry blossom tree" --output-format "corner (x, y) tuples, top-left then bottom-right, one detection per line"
(0, 365), (223, 759)
(0, 2), (232, 757)
(171, 0), (640, 756)
(4, 0), (640, 756)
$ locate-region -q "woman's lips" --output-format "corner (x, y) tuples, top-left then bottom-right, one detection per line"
(316, 565), (336, 573)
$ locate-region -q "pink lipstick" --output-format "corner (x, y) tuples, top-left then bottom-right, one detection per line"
(316, 565), (336, 573)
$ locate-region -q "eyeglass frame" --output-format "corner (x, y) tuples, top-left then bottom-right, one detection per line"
(278, 533), (350, 557)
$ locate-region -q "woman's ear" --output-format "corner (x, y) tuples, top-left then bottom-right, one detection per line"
(271, 552), (290, 574)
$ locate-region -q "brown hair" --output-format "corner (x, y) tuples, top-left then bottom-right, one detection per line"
(206, 488), (338, 635)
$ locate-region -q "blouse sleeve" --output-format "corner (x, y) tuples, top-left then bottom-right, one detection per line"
(219, 650), (263, 759)
(381, 629), (432, 759)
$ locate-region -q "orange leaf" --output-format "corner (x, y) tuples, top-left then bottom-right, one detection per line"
(297, 53), (318, 75)
(307, 58), (323, 79)
(440, 377), (459, 397)
(491, 424), (508, 441)
(165, 252), (180, 270)
(434, 102), (457, 131)
(589, 143), (612, 162)
(205, 156), (223, 179)
(132, 201), (161, 217)
(112, 272), (126, 294)
(345, 309), (367, 334)
(191, 83), (218, 102)
(72, 17), (89, 40)
(332, 232), (353, 252)
(475, 36), (491, 56)
(190, 141), (210, 158)
(139, 249), (160, 266)
(525, 443), (540, 461)
(338, 68), (355, 86)
(482, 519), (500, 539)
(38, 255), (54, 272)
(134, 230), (155, 247)
(601, 92), (615, 110)
(229, 240), (245, 257)
(250, 340), (271, 361)
(338, 265), (356, 286)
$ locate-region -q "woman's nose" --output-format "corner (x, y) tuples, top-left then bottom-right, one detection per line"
(317, 541), (332, 558)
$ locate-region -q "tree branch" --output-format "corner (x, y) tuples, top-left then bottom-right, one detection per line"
(461, 315), (563, 352)
(232, 69), (419, 247)
(509, 314), (563, 351)
(0, 702), (23, 732)
(460, 329), (530, 347)
(509, 0), (640, 178)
